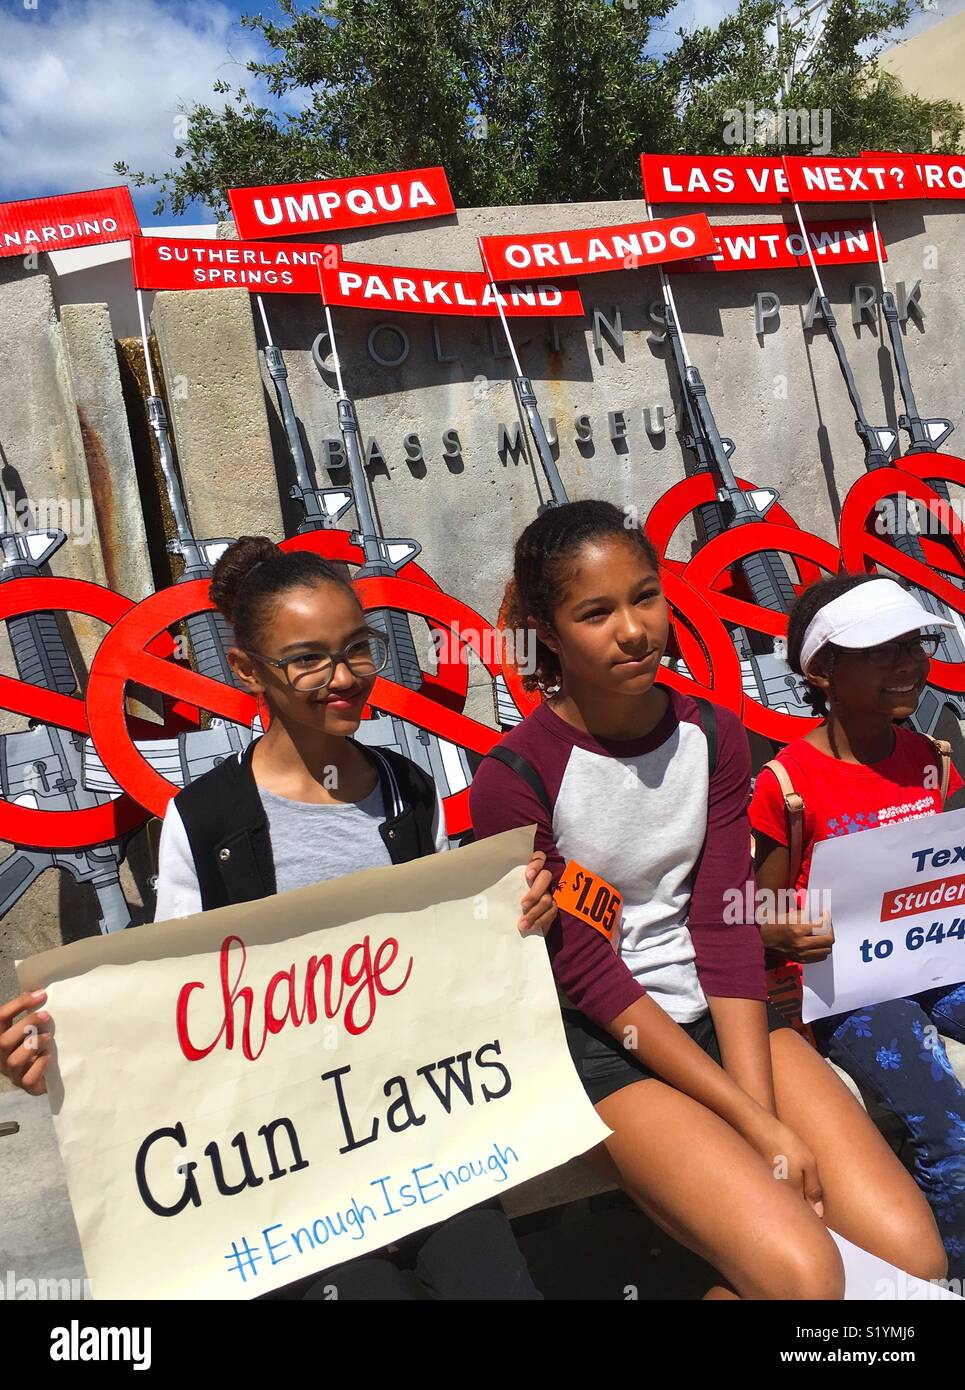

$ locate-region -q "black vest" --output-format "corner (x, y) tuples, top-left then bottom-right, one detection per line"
(173, 737), (439, 911)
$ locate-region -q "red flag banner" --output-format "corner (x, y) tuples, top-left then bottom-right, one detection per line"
(229, 167), (455, 239)
(0, 186), (139, 260)
(668, 219), (887, 273)
(319, 261), (585, 317)
(131, 234), (341, 294)
(477, 214), (716, 280)
(862, 151), (965, 199)
(640, 154), (789, 205)
(782, 156), (926, 202)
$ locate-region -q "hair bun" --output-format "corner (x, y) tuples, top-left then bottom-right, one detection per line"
(209, 536), (279, 629)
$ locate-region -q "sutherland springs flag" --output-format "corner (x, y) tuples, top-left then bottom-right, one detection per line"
(19, 827), (609, 1300)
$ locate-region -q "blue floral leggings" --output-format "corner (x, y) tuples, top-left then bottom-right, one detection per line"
(813, 983), (965, 1279)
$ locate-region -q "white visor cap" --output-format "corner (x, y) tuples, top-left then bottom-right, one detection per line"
(799, 578), (955, 676)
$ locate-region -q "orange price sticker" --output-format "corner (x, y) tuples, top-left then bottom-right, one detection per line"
(554, 860), (623, 948)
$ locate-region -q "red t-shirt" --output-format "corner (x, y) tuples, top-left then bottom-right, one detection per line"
(749, 728), (962, 1033)
(750, 727), (963, 893)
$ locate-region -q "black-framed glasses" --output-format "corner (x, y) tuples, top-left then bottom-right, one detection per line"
(859, 633), (942, 668)
(248, 632), (391, 691)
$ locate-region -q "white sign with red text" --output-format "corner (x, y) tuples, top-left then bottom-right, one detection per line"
(18, 827), (608, 1300)
(801, 807), (965, 1023)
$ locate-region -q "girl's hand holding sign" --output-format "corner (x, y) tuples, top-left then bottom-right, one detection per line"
(761, 908), (834, 964)
(0, 988), (53, 1095)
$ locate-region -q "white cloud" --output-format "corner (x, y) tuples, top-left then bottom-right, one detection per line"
(0, 0), (265, 202)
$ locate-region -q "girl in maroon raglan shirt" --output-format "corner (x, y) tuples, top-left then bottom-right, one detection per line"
(470, 501), (945, 1299)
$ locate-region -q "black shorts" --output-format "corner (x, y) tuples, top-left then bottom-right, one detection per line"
(563, 1002), (791, 1105)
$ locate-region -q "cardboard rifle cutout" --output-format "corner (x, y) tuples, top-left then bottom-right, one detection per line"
(638, 183), (813, 726)
(784, 170), (965, 735)
(310, 280), (476, 815)
(0, 484), (130, 930)
(4, 162), (965, 932)
(475, 239), (571, 726)
(81, 284), (262, 815)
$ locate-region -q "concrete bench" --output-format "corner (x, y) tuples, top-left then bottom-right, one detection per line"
(503, 1038), (965, 1220)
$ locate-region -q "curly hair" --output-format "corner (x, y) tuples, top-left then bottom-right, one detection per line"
(500, 500), (660, 694)
(209, 536), (356, 652)
(786, 572), (881, 716)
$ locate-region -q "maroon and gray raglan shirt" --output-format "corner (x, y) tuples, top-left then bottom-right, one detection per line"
(470, 689), (766, 1030)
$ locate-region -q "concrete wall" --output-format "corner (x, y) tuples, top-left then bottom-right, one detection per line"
(0, 195), (964, 1014)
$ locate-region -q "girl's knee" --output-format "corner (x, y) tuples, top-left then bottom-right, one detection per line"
(878, 1211), (948, 1284)
(750, 1229), (845, 1301)
(902, 1239), (947, 1284)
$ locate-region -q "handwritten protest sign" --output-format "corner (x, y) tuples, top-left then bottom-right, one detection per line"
(18, 826), (608, 1300)
(801, 807), (965, 1023)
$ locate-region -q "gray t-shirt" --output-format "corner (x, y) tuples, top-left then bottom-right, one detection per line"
(256, 782), (392, 893)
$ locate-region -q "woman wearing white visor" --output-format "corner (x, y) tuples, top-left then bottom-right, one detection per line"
(751, 574), (965, 1278)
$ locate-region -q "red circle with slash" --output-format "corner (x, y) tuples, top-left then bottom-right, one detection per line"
(280, 530), (470, 708)
(645, 473), (824, 591)
(839, 468), (965, 693)
(84, 564), (527, 838)
(0, 577), (198, 848)
(681, 524), (840, 742)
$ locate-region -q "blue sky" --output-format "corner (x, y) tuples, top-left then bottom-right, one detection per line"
(0, 0), (959, 225)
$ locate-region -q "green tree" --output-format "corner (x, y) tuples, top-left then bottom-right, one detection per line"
(670, 0), (964, 154)
(116, 0), (962, 216)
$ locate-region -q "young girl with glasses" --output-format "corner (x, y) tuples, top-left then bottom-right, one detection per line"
(751, 572), (965, 1278)
(470, 502), (945, 1299)
(2, 536), (555, 1300)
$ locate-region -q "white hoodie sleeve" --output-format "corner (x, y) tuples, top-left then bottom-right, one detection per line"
(430, 778), (450, 854)
(154, 801), (203, 922)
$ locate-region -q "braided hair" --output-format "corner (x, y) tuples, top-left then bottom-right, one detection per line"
(209, 536), (356, 653)
(786, 572), (881, 716)
(500, 500), (660, 694)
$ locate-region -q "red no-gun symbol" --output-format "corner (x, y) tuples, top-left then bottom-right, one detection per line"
(840, 465), (965, 694)
(83, 532), (523, 838)
(0, 578), (198, 848)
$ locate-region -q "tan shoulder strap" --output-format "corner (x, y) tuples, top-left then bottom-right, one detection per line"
(762, 759), (805, 888)
(924, 735), (952, 803)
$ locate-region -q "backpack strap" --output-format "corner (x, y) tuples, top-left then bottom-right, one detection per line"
(761, 759), (805, 888)
(484, 745), (553, 817)
(693, 697), (718, 777)
(923, 735), (952, 803)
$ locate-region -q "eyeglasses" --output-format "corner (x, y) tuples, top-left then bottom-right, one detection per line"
(858, 633), (942, 667)
(247, 633), (391, 691)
